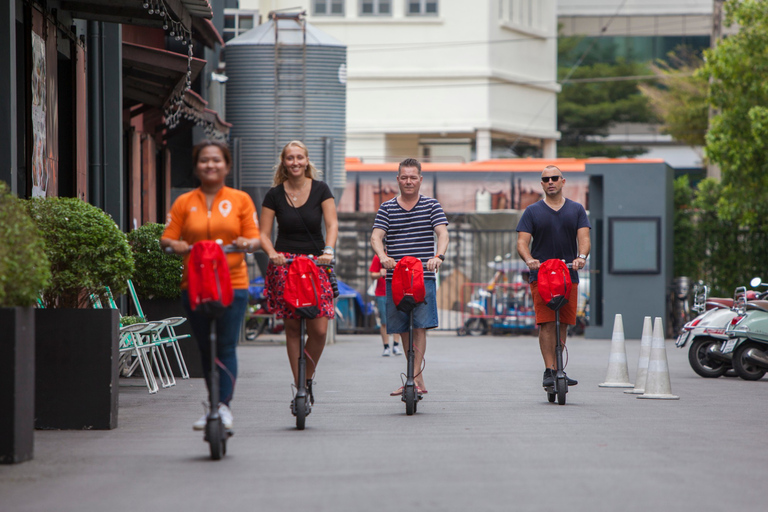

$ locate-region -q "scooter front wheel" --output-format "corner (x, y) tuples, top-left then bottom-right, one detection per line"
(295, 396), (308, 430)
(556, 378), (567, 405)
(404, 386), (416, 416)
(206, 418), (223, 460)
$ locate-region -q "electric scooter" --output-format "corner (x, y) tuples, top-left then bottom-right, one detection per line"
(543, 262), (573, 405)
(167, 240), (248, 460)
(285, 256), (337, 430)
(401, 303), (422, 416)
(390, 257), (430, 416)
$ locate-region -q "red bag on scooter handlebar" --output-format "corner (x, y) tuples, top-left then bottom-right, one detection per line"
(188, 241), (233, 318)
(284, 256), (322, 320)
(392, 256), (426, 314)
(537, 259), (572, 312)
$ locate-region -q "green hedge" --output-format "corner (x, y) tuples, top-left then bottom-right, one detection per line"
(674, 176), (768, 296)
(127, 223), (183, 300)
(0, 182), (51, 307)
(26, 197), (134, 308)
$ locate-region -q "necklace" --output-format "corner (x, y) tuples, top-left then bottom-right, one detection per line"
(286, 179), (308, 202)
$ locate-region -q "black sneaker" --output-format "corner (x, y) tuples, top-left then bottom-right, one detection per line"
(565, 374), (578, 386)
(542, 368), (555, 387)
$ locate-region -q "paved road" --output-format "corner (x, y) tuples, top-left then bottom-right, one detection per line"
(1, 332), (766, 512)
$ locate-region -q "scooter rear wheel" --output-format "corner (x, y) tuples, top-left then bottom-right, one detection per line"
(556, 378), (567, 405)
(547, 392), (555, 403)
(732, 342), (768, 381)
(688, 337), (728, 378)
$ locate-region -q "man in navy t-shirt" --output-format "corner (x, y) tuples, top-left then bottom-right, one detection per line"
(516, 165), (591, 388)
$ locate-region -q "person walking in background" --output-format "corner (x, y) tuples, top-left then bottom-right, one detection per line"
(259, 140), (338, 406)
(161, 140), (261, 431)
(516, 165), (591, 388)
(371, 158), (449, 396)
(369, 254), (402, 357)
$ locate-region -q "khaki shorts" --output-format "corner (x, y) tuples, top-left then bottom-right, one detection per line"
(531, 281), (578, 326)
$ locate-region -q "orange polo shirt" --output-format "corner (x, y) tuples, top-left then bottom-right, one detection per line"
(163, 186), (260, 290)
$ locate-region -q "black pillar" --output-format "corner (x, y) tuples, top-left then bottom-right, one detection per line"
(87, 21), (103, 207)
(0, 1), (17, 192)
(102, 23), (124, 229)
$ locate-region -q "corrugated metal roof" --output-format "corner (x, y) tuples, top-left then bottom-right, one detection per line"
(227, 18), (345, 47)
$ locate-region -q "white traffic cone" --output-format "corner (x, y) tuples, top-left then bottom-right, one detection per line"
(637, 317), (679, 400)
(625, 316), (653, 394)
(599, 314), (633, 388)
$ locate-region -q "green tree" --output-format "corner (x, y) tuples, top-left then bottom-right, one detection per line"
(700, 0), (768, 226)
(639, 51), (709, 148)
(557, 36), (657, 158)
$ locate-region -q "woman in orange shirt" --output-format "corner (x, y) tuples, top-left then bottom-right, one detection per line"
(161, 141), (260, 432)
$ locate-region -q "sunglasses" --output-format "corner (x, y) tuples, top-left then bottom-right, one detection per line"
(541, 176), (561, 183)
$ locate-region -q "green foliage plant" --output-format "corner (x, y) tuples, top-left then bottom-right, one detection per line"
(127, 223), (182, 300)
(0, 182), (51, 307)
(639, 50), (709, 148)
(700, 0), (768, 226)
(557, 34), (657, 158)
(25, 196), (134, 308)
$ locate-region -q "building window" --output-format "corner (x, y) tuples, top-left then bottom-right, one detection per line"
(360, 0), (392, 16)
(504, 0), (540, 29)
(223, 9), (258, 42)
(314, 0), (345, 16)
(407, 0), (438, 16)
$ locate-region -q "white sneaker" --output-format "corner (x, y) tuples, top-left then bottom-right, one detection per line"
(192, 404), (233, 430)
(192, 413), (206, 431)
(392, 344), (403, 356)
(218, 403), (233, 430)
(382, 346), (392, 357)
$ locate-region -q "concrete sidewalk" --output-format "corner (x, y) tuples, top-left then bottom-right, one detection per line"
(1, 332), (766, 512)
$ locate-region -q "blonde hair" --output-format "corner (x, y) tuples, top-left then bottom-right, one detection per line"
(272, 140), (321, 186)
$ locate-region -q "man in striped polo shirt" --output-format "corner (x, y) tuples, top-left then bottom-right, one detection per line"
(371, 158), (450, 396)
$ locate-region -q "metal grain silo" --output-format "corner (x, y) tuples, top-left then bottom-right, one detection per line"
(225, 12), (347, 208)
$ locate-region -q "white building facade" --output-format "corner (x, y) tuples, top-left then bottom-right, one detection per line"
(241, 0), (560, 161)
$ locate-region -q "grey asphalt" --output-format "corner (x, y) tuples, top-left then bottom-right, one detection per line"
(1, 332), (766, 512)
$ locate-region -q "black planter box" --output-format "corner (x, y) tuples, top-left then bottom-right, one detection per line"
(35, 308), (119, 430)
(0, 307), (35, 463)
(139, 298), (203, 378)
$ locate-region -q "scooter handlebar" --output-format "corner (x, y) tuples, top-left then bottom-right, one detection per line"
(164, 239), (251, 255)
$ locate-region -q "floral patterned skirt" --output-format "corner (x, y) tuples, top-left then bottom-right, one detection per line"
(264, 252), (336, 320)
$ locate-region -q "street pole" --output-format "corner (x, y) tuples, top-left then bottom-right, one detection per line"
(707, 0), (724, 180)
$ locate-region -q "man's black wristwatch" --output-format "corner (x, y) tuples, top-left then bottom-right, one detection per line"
(435, 254), (445, 261)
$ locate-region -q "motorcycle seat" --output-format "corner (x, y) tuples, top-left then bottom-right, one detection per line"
(706, 298), (733, 310)
(746, 300), (768, 312)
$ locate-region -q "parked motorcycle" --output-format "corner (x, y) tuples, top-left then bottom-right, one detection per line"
(675, 283), (743, 378)
(723, 277), (768, 381)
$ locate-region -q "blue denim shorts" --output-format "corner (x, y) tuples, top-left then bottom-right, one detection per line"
(385, 280), (438, 334)
(375, 295), (388, 325)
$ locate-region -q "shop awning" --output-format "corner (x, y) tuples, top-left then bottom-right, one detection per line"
(122, 42), (206, 109)
(175, 89), (231, 141)
(62, 0), (212, 34)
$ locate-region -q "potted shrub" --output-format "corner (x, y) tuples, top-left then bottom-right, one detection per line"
(26, 196), (134, 430)
(128, 223), (202, 377)
(0, 182), (51, 463)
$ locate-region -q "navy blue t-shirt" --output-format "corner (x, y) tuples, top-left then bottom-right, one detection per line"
(516, 198), (591, 283)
